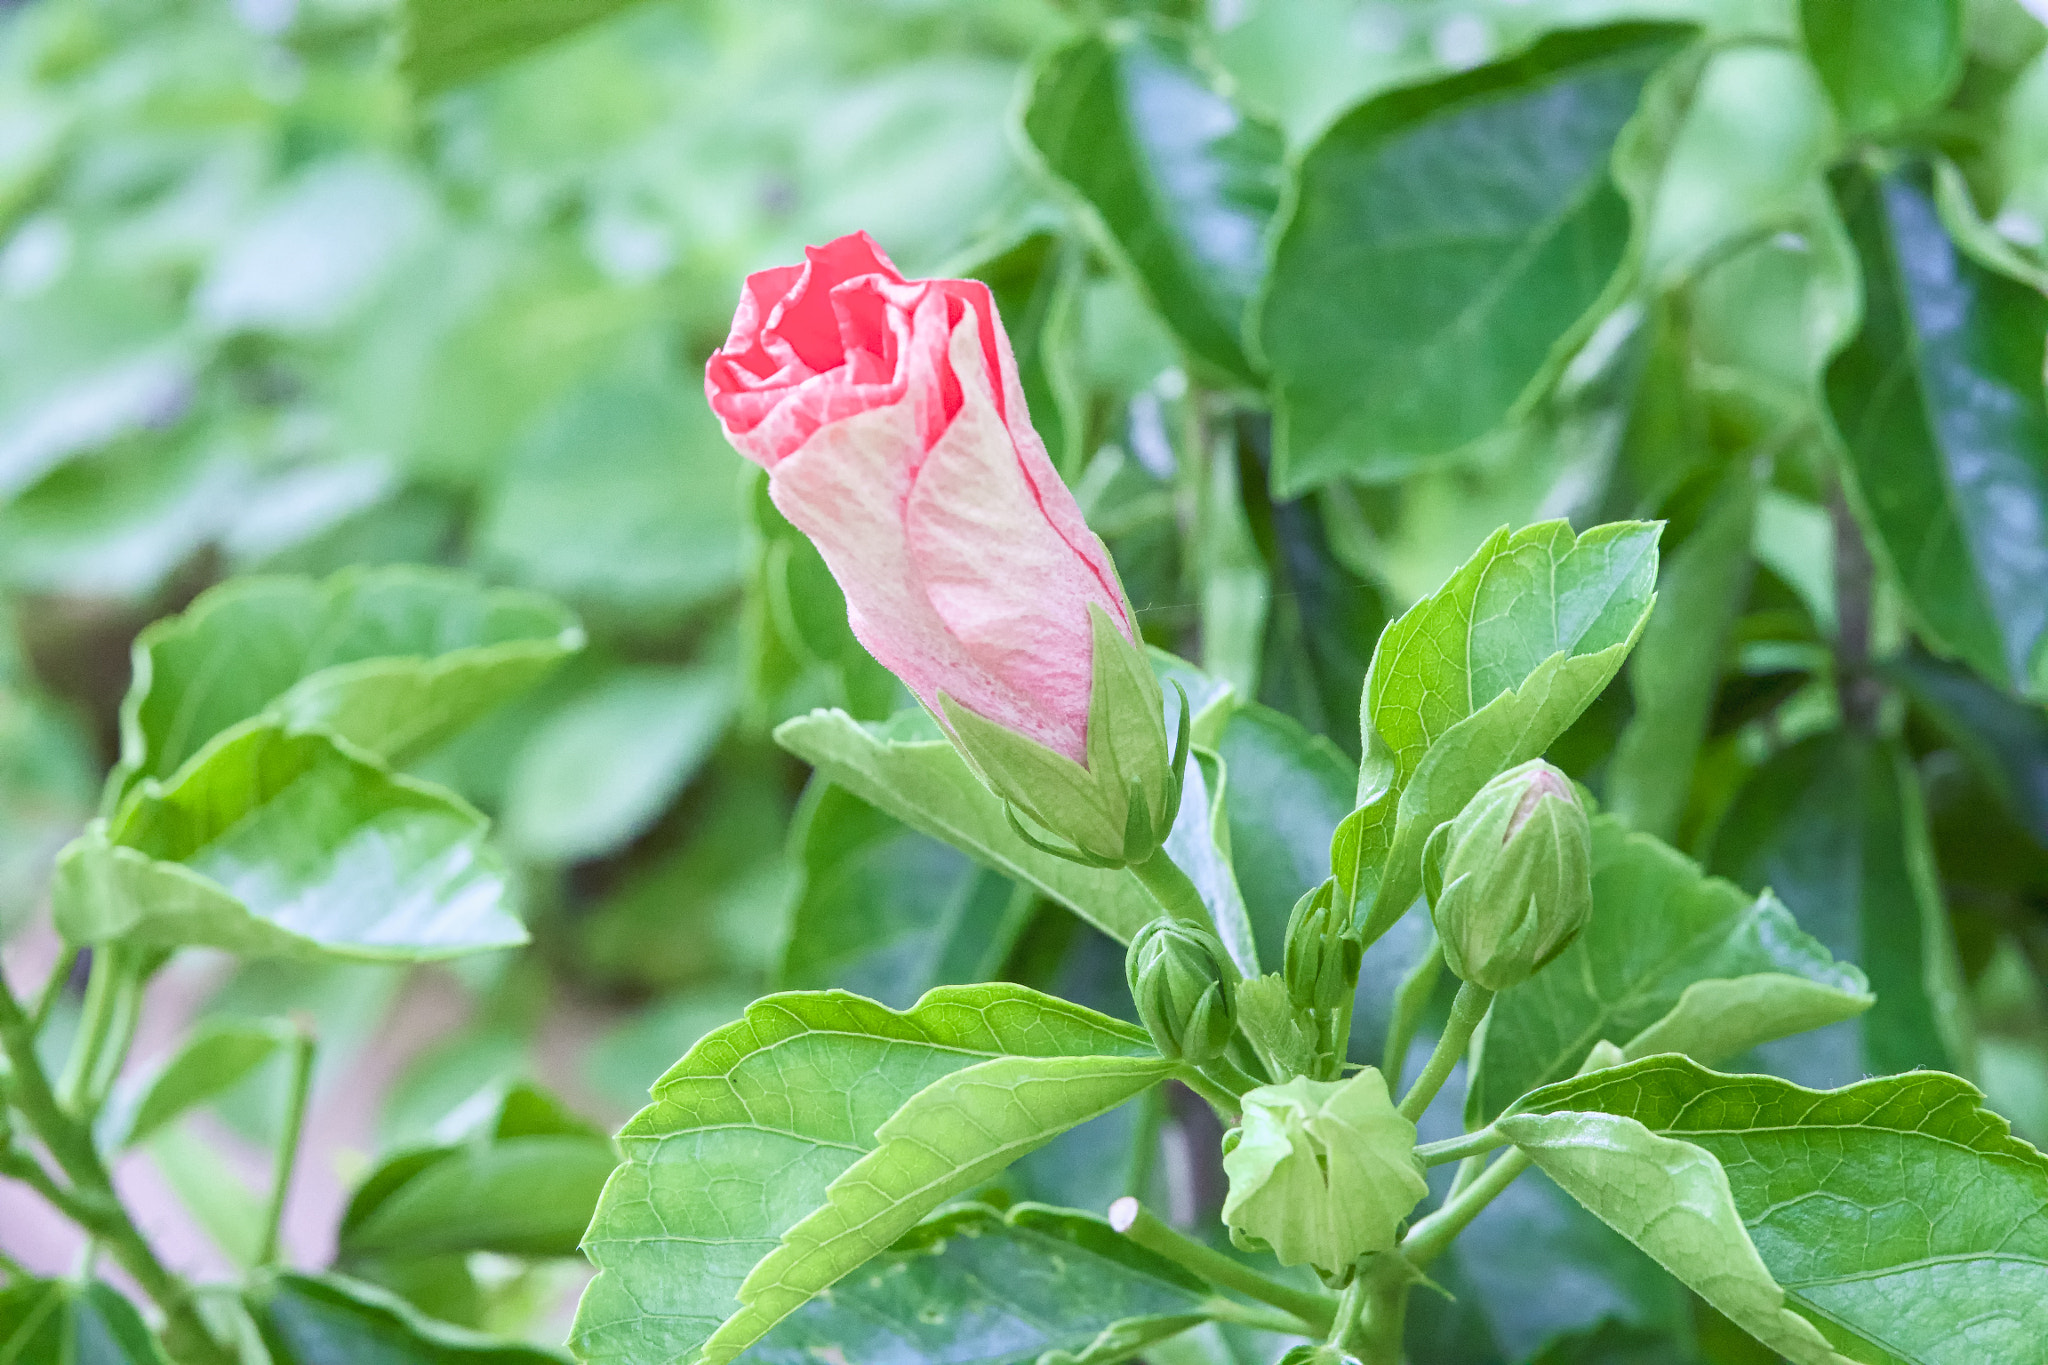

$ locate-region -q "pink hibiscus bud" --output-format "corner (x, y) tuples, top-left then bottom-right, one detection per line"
(705, 231), (1186, 867)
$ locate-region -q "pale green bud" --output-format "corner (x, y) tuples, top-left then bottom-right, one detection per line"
(1220, 1069), (1427, 1274)
(943, 605), (1188, 868)
(1282, 877), (1359, 1012)
(1278, 1348), (1357, 1365)
(1127, 918), (1236, 1064)
(1422, 758), (1592, 991)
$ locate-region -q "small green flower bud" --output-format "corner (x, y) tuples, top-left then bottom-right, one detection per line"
(1278, 1347), (1357, 1365)
(1423, 758), (1593, 991)
(1126, 918), (1237, 1064)
(1283, 877), (1360, 1012)
(1220, 1069), (1427, 1275)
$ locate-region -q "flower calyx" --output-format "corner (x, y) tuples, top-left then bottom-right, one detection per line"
(1126, 916), (1238, 1065)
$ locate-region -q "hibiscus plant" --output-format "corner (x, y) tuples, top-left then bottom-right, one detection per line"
(2, 2), (2046, 1365)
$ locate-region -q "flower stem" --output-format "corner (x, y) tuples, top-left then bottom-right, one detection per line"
(1340, 1252), (1415, 1364)
(1380, 935), (1443, 1088)
(257, 1022), (316, 1267)
(1396, 981), (1492, 1124)
(1414, 1125), (1506, 1167)
(1176, 1065), (1243, 1120)
(1400, 1148), (1534, 1269)
(1108, 1197), (1337, 1335)
(31, 948), (78, 1035)
(1130, 847), (1211, 926)
(0, 971), (231, 1364)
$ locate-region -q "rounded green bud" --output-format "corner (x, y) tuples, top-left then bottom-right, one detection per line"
(1220, 1069), (1427, 1275)
(1126, 917), (1237, 1064)
(1423, 758), (1592, 991)
(1282, 877), (1360, 1012)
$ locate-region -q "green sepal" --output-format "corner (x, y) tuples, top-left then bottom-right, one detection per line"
(1235, 973), (1319, 1081)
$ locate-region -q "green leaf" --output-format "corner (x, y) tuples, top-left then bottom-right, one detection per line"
(1505, 1055), (2048, 1364)
(0, 1280), (166, 1365)
(1021, 19), (1282, 383)
(1888, 648), (2048, 843)
(1467, 814), (1871, 1122)
(1799, 0), (1964, 138)
(1605, 466), (1759, 842)
(474, 378), (747, 624)
(1259, 23), (1693, 491)
(572, 985), (1170, 1365)
(54, 723), (523, 961)
(110, 567), (582, 805)
(1333, 520), (1660, 944)
(108, 1016), (297, 1150)
(252, 1272), (567, 1364)
(1708, 732), (1969, 1083)
(337, 1134), (617, 1260)
(400, 0), (649, 96)
(1215, 703), (1354, 968)
(499, 664), (736, 864)
(740, 1202), (1222, 1365)
(779, 782), (1036, 1008)
(1825, 159), (2048, 700)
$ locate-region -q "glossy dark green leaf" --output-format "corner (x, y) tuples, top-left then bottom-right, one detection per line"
(1708, 732), (1968, 1085)
(252, 1272), (566, 1364)
(55, 723), (523, 961)
(0, 1280), (166, 1365)
(740, 1203), (1223, 1365)
(1505, 1055), (2048, 1364)
(573, 985), (1172, 1365)
(1022, 19), (1282, 382)
(1891, 649), (2048, 846)
(1260, 23), (1692, 491)
(1826, 159), (2048, 700)
(1800, 0), (1964, 137)
(110, 567), (582, 804)
(1214, 702), (1353, 967)
(779, 782), (1035, 1008)
(1468, 815), (1871, 1122)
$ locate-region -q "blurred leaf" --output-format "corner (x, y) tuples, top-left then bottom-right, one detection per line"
(1799, 0), (1965, 138)
(0, 676), (96, 939)
(1505, 1055), (2048, 1364)
(500, 664), (736, 864)
(1468, 815), (1872, 1122)
(111, 567), (583, 802)
(1334, 520), (1660, 944)
(251, 1272), (566, 1365)
(1196, 437), (1270, 699)
(339, 1135), (616, 1260)
(402, 0), (649, 97)
(474, 377), (747, 623)
(740, 1202), (1219, 1365)
(1260, 23), (1693, 491)
(1891, 648), (2048, 843)
(1022, 18), (1282, 382)
(1214, 702), (1352, 967)
(779, 782), (1035, 1009)
(1606, 466), (1759, 841)
(56, 723), (524, 961)
(1826, 158), (2048, 701)
(0, 1279), (166, 1365)
(573, 985), (1168, 1365)
(1709, 732), (1971, 1084)
(774, 709), (1163, 945)
(107, 1015), (296, 1150)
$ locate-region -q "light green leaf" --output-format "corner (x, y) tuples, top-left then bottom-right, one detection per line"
(740, 1202), (1222, 1365)
(252, 1271), (567, 1364)
(1333, 520), (1659, 944)
(55, 723), (523, 961)
(337, 1135), (618, 1260)
(110, 567), (582, 805)
(1800, 0), (1964, 138)
(571, 985), (1166, 1365)
(1259, 23), (1694, 491)
(401, 0), (649, 96)
(779, 782), (1036, 1009)
(1467, 815), (1871, 1121)
(1825, 158), (2048, 700)
(1021, 19), (1282, 383)
(1605, 465), (1758, 841)
(0, 1279), (167, 1365)
(1709, 732), (1969, 1084)
(109, 1016), (297, 1150)
(500, 664), (735, 864)
(1504, 1055), (2048, 1364)
(1214, 703), (1354, 968)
